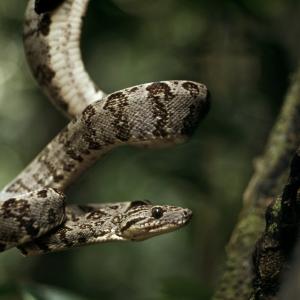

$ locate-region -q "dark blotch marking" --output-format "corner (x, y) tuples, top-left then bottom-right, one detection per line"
(109, 205), (119, 209)
(0, 198), (42, 243)
(182, 81), (200, 97)
(82, 104), (97, 120)
(82, 105), (103, 150)
(52, 188), (65, 198)
(37, 190), (48, 198)
(88, 141), (101, 150)
(129, 200), (151, 209)
(38, 14), (52, 36)
(35, 64), (55, 86)
(129, 87), (139, 93)
(63, 162), (75, 172)
(78, 236), (87, 244)
(146, 82), (174, 137)
(79, 223), (94, 230)
(121, 217), (145, 232)
(24, 220), (39, 238)
(66, 149), (83, 162)
(35, 0), (65, 14)
(1, 198), (27, 219)
(53, 174), (64, 183)
(146, 82), (174, 99)
(5, 179), (31, 193)
(82, 149), (90, 155)
(38, 155), (65, 185)
(82, 133), (101, 150)
(57, 226), (75, 248)
(104, 92), (131, 141)
(86, 211), (105, 220)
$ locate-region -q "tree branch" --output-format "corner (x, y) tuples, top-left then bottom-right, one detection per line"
(213, 68), (300, 300)
(252, 150), (300, 300)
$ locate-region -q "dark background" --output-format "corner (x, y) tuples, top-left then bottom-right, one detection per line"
(0, 0), (298, 299)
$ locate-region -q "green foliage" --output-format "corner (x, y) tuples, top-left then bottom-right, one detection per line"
(160, 277), (212, 300)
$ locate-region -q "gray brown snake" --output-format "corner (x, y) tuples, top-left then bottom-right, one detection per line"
(0, 0), (210, 256)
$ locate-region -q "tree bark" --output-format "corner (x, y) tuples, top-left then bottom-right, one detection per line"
(213, 69), (300, 300)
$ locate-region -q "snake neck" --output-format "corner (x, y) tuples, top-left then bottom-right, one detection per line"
(24, 0), (105, 118)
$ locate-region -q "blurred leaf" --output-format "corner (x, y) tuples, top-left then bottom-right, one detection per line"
(21, 284), (88, 300)
(160, 277), (212, 300)
(0, 282), (20, 300)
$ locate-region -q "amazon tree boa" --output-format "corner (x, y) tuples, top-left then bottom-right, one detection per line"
(0, 0), (210, 256)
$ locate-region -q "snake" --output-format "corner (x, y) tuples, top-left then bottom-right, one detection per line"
(0, 0), (210, 256)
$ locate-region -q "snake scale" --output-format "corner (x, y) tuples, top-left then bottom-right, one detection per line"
(0, 0), (210, 256)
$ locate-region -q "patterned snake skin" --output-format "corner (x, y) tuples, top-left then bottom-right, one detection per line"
(0, 0), (210, 255)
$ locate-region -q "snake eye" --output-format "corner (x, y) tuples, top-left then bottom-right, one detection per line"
(151, 207), (163, 219)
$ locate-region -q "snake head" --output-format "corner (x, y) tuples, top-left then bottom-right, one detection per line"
(119, 201), (192, 241)
(107, 80), (210, 147)
(80, 80), (210, 150)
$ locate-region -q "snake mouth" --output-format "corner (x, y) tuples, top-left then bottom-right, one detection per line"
(146, 216), (192, 235)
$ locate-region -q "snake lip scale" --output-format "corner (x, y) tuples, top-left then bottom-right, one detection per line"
(0, 0), (210, 255)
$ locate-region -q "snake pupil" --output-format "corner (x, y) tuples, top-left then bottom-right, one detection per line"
(151, 207), (163, 219)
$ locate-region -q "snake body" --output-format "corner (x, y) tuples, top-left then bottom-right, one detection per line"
(24, 0), (104, 118)
(0, 0), (210, 255)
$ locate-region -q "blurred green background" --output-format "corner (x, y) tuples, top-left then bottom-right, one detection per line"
(0, 0), (298, 299)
